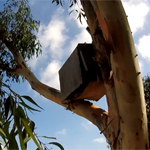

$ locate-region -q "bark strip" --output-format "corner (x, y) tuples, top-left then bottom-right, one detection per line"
(87, 0), (148, 149)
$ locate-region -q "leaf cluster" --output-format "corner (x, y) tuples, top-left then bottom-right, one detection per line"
(0, 0), (41, 83)
(52, 0), (86, 24)
(0, 83), (41, 149)
(0, 83), (64, 150)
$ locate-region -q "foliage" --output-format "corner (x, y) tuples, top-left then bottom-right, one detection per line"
(52, 0), (86, 24)
(0, 0), (64, 149)
(0, 0), (41, 84)
(143, 75), (150, 145)
(0, 84), (64, 150)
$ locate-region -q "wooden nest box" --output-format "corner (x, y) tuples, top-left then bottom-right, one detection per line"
(59, 44), (105, 101)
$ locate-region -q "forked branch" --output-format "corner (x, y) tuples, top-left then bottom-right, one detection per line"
(1, 36), (109, 138)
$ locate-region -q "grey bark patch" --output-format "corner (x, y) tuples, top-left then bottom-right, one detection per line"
(48, 87), (60, 97)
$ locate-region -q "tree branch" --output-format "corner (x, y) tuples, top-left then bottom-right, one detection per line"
(2, 38), (108, 136)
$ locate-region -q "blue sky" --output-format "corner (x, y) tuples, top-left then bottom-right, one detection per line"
(1, 0), (150, 149)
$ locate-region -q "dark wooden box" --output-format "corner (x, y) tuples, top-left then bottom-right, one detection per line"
(59, 44), (105, 101)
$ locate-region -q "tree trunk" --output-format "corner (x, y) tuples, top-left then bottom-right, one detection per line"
(1, 0), (149, 149)
(81, 0), (149, 149)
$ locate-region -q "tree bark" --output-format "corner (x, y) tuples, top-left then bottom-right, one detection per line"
(81, 0), (149, 149)
(0, 0), (149, 149)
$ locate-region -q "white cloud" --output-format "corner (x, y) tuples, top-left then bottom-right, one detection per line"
(28, 7), (68, 69)
(93, 137), (106, 143)
(69, 29), (92, 53)
(69, 0), (150, 34)
(56, 129), (67, 135)
(81, 120), (93, 130)
(137, 35), (150, 61)
(38, 18), (68, 59)
(122, 0), (149, 34)
(40, 60), (61, 89)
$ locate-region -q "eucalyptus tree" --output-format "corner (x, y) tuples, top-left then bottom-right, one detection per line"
(0, 0), (149, 150)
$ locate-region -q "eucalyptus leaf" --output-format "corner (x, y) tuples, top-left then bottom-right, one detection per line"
(41, 136), (56, 140)
(4, 96), (11, 119)
(19, 102), (41, 112)
(21, 119), (42, 150)
(21, 95), (43, 110)
(29, 121), (35, 132)
(16, 106), (26, 119)
(49, 142), (64, 150)
(14, 115), (26, 150)
(8, 130), (19, 150)
(24, 136), (31, 144)
(2, 121), (11, 138)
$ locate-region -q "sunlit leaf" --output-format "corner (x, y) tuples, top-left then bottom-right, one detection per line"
(24, 136), (31, 144)
(0, 129), (6, 139)
(21, 119), (42, 150)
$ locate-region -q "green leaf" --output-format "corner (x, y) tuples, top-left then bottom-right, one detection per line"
(14, 116), (26, 150)
(4, 96), (11, 119)
(16, 106), (26, 119)
(8, 130), (19, 150)
(18, 128), (26, 150)
(22, 128), (28, 149)
(24, 136), (31, 144)
(19, 102), (41, 112)
(21, 95), (43, 110)
(22, 128), (27, 140)
(3, 121), (11, 138)
(69, 2), (73, 8)
(29, 121), (35, 132)
(77, 13), (82, 24)
(21, 119), (42, 150)
(0, 129), (6, 139)
(49, 142), (64, 150)
(69, 10), (74, 15)
(41, 136), (56, 140)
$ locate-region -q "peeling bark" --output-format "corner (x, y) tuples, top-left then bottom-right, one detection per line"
(81, 0), (148, 149)
(81, 0), (120, 147)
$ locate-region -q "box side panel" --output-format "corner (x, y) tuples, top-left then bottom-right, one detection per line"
(59, 48), (83, 100)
